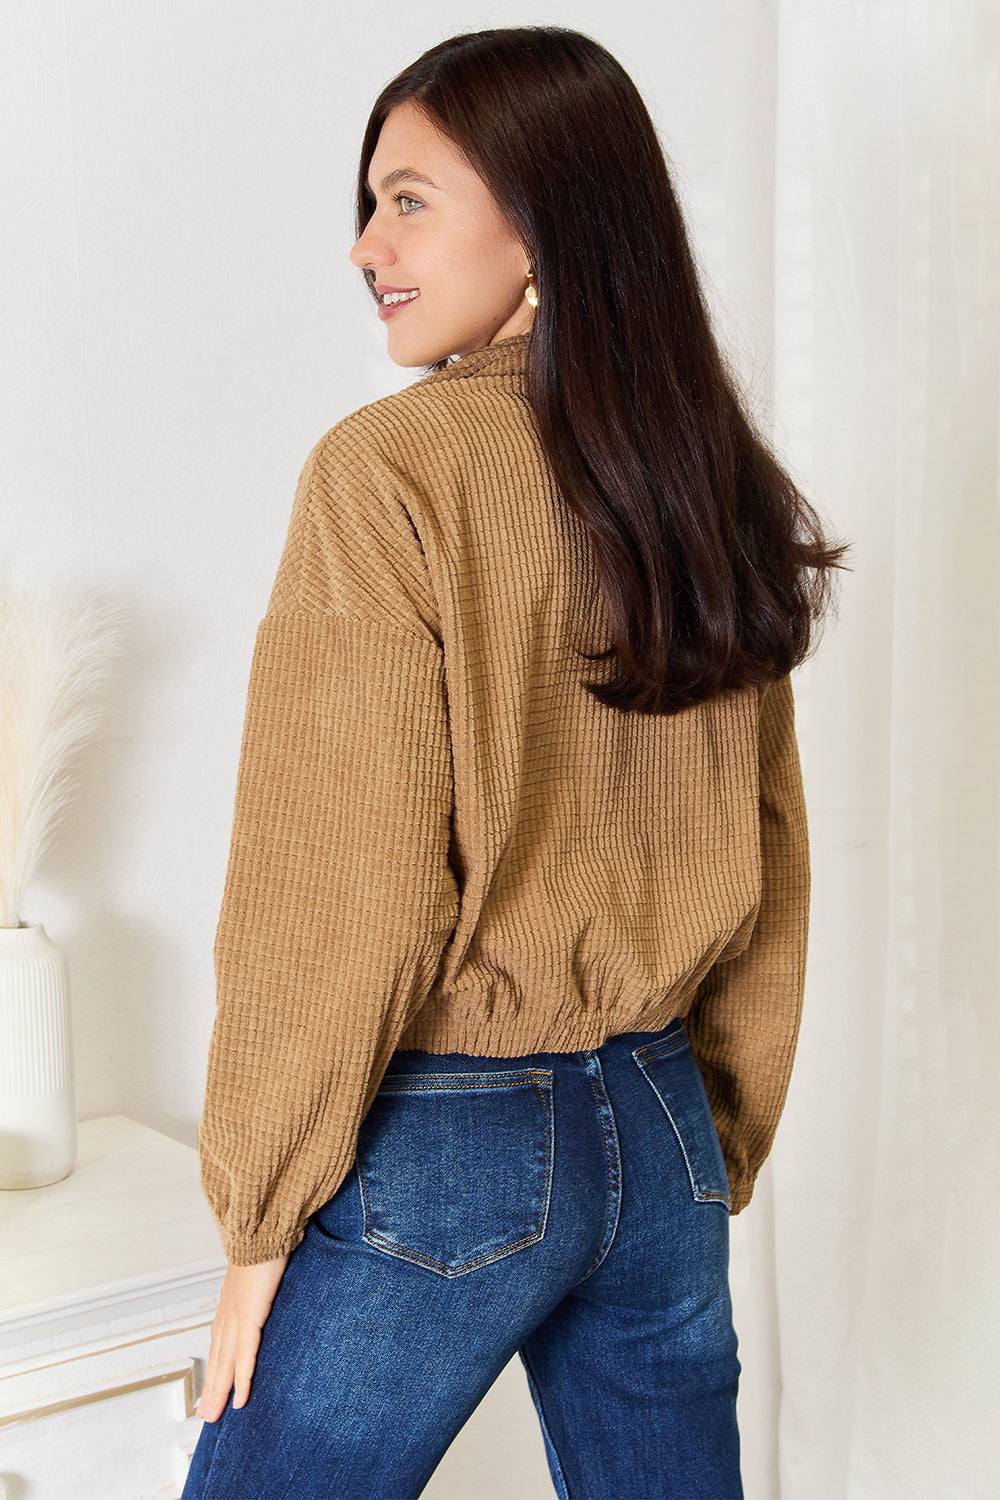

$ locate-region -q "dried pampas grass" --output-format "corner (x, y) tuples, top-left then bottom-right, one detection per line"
(0, 584), (122, 928)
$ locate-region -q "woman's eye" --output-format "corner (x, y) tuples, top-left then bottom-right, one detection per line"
(393, 194), (422, 215)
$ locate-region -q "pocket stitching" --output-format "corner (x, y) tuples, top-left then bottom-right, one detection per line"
(357, 1073), (556, 1276)
(631, 1049), (731, 1207)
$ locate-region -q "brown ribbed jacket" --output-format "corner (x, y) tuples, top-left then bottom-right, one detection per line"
(199, 331), (810, 1265)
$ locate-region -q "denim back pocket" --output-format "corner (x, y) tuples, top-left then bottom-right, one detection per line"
(631, 1028), (732, 1207)
(355, 1068), (555, 1277)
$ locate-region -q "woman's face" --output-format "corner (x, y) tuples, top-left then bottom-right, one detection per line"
(350, 101), (535, 367)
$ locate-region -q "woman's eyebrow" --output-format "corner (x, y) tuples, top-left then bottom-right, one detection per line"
(367, 168), (440, 195)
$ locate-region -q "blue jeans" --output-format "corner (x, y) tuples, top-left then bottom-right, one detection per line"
(183, 1017), (742, 1499)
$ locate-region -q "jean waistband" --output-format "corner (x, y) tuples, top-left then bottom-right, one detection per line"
(388, 1014), (687, 1074)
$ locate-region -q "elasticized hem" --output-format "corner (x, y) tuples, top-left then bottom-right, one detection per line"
(222, 1225), (306, 1267)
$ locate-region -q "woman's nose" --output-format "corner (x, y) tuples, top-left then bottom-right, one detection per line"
(349, 222), (394, 270)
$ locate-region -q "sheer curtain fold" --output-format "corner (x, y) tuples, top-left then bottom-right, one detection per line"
(765, 2), (1000, 1496)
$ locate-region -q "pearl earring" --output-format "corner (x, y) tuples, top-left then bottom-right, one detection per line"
(524, 269), (538, 308)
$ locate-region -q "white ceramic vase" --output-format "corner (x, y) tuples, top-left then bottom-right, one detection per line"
(0, 923), (77, 1188)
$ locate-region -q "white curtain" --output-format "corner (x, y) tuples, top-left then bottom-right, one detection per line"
(760, 3), (1000, 1496)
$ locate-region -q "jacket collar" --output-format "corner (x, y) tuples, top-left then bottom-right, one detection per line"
(419, 332), (530, 386)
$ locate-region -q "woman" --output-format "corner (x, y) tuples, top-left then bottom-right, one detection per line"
(183, 25), (846, 1500)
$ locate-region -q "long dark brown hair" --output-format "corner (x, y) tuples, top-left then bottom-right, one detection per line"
(357, 26), (850, 714)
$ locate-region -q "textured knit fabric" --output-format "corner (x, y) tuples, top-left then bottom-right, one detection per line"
(199, 331), (811, 1266)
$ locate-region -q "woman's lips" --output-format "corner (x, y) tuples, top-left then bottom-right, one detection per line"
(378, 297), (418, 321)
(376, 287), (420, 321)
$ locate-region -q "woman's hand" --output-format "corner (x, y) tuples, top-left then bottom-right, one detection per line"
(195, 1253), (290, 1422)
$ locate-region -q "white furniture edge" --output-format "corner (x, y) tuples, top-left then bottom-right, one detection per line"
(0, 1256), (227, 1367)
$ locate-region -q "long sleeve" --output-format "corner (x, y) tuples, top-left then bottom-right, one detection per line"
(198, 423), (460, 1266)
(684, 671), (811, 1214)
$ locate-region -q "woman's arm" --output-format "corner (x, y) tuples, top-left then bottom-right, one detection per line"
(684, 671), (811, 1213)
(198, 420), (459, 1268)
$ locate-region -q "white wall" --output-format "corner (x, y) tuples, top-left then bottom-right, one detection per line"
(3, 4), (783, 1494)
